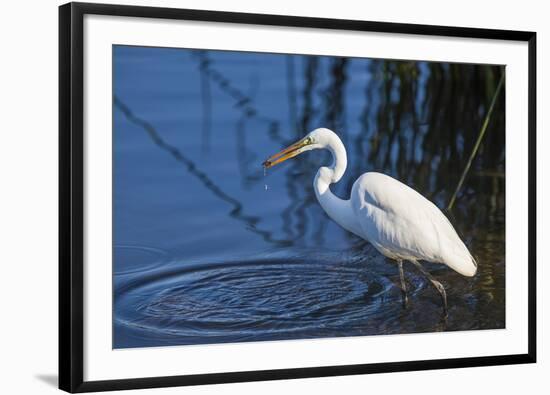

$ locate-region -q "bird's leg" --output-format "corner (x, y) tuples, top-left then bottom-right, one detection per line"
(410, 260), (448, 316)
(397, 259), (408, 307)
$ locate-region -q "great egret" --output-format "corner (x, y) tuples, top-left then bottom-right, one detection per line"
(263, 128), (477, 315)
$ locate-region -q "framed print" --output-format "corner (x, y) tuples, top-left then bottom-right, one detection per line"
(59, 2), (537, 392)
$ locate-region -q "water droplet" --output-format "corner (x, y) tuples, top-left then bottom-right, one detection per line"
(265, 184), (269, 191)
(264, 167), (268, 191)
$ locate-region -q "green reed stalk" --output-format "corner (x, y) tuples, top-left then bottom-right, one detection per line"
(447, 72), (505, 211)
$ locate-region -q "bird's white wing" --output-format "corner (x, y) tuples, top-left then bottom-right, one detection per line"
(351, 172), (476, 276)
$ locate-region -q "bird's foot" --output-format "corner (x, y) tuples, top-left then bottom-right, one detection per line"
(400, 290), (409, 309)
(442, 304), (449, 319)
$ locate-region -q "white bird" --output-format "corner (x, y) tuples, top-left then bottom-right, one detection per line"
(263, 128), (477, 315)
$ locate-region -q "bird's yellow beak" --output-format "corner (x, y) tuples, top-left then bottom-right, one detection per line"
(262, 137), (311, 168)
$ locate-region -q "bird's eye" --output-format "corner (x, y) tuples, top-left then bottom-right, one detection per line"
(305, 137), (312, 144)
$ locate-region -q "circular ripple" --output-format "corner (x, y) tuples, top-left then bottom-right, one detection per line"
(114, 245), (170, 275)
(114, 256), (423, 344)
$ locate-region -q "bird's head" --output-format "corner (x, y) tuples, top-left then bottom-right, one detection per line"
(262, 128), (338, 169)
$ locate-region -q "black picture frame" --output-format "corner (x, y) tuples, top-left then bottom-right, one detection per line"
(59, 2), (537, 392)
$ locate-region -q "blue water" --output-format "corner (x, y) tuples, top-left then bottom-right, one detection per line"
(113, 46), (505, 348)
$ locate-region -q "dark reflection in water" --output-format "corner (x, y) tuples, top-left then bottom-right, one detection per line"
(113, 45), (505, 349)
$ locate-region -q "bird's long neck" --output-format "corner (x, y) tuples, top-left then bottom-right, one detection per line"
(313, 138), (361, 237)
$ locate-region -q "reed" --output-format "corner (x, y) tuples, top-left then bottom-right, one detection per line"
(447, 71), (505, 211)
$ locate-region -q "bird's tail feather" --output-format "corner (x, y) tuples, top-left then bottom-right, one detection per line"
(445, 250), (477, 277)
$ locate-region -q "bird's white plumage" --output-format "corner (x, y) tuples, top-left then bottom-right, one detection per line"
(306, 128), (477, 278)
(351, 172), (477, 276)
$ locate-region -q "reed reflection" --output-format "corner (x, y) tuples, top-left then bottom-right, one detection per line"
(114, 96), (292, 247)
(189, 52), (504, 255)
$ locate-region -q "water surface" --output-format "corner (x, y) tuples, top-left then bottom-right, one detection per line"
(113, 46), (505, 348)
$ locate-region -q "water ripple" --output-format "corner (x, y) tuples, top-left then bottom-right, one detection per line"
(113, 251), (436, 347)
(114, 245), (171, 275)
(113, 243), (505, 349)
